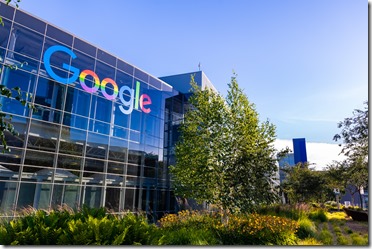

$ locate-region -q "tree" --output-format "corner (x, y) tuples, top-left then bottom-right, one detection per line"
(330, 101), (368, 206)
(170, 73), (279, 213)
(281, 163), (330, 204)
(333, 101), (368, 159)
(0, 0), (32, 152)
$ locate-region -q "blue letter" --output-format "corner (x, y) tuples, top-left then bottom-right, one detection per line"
(43, 45), (80, 84)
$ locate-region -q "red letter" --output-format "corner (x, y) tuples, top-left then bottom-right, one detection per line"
(140, 94), (151, 113)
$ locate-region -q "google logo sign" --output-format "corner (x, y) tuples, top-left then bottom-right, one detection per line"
(43, 45), (151, 115)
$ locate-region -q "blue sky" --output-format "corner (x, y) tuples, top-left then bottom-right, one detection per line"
(17, 1), (367, 167)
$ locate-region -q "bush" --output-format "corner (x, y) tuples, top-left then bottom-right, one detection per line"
(158, 227), (220, 245)
(318, 228), (333, 245)
(0, 207), (158, 245)
(308, 209), (328, 222)
(296, 217), (316, 239)
(159, 211), (299, 245)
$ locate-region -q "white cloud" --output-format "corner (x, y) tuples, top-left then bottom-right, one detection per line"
(273, 139), (347, 171)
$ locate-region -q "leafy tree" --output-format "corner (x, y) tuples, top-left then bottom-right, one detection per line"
(330, 101), (368, 206)
(333, 101), (368, 159)
(170, 73), (279, 213)
(281, 163), (330, 204)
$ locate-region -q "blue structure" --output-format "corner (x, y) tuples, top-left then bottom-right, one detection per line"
(293, 138), (308, 164)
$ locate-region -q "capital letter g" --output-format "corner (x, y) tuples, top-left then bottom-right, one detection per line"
(43, 45), (80, 84)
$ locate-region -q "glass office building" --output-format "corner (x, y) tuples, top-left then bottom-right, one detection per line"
(0, 4), (212, 219)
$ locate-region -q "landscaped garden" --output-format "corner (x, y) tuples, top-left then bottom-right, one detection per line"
(0, 204), (368, 245)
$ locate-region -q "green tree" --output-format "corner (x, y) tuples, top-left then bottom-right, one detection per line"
(170, 73), (279, 213)
(281, 163), (330, 204)
(330, 101), (368, 206)
(333, 101), (368, 159)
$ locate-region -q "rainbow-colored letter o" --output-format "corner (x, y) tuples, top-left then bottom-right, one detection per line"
(79, 69), (100, 93)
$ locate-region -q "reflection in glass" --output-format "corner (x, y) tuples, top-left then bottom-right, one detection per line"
(105, 187), (120, 211)
(86, 132), (108, 159)
(84, 158), (105, 173)
(107, 162), (125, 175)
(59, 127), (86, 156)
(65, 87), (91, 117)
(9, 24), (44, 60)
(0, 181), (16, 212)
(83, 185), (102, 208)
(124, 188), (134, 210)
(34, 77), (66, 110)
(57, 155), (82, 172)
(52, 184), (79, 209)
(24, 150), (55, 167)
(108, 137), (127, 162)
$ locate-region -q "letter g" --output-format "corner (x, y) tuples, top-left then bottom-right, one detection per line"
(43, 45), (80, 84)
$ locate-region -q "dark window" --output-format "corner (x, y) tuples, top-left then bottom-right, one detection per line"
(57, 155), (82, 172)
(32, 105), (62, 124)
(0, 19), (11, 48)
(84, 158), (105, 173)
(115, 68), (133, 88)
(10, 24), (44, 60)
(59, 127), (86, 156)
(0, 147), (23, 165)
(108, 137), (128, 162)
(71, 50), (95, 73)
(105, 187), (120, 211)
(107, 162), (125, 175)
(34, 77), (66, 110)
(134, 68), (148, 83)
(46, 25), (73, 46)
(86, 132), (108, 159)
(149, 76), (162, 89)
(24, 150), (55, 167)
(27, 119), (60, 152)
(17, 182), (36, 209)
(65, 86), (91, 117)
(14, 10), (46, 33)
(117, 59), (133, 75)
(97, 49), (116, 66)
(73, 38), (96, 57)
(0, 3), (15, 20)
(124, 188), (134, 210)
(126, 165), (140, 176)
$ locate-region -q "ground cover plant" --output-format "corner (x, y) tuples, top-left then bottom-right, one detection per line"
(0, 206), (368, 245)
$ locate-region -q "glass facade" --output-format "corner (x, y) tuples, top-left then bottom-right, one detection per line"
(0, 4), (184, 220)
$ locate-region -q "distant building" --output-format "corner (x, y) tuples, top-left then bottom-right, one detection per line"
(278, 138), (308, 183)
(293, 138), (308, 164)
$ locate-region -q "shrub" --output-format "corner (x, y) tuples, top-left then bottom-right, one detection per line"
(318, 227), (333, 245)
(350, 233), (368, 245)
(158, 227), (220, 245)
(0, 207), (157, 245)
(296, 217), (316, 239)
(158, 211), (299, 245)
(308, 209), (328, 222)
